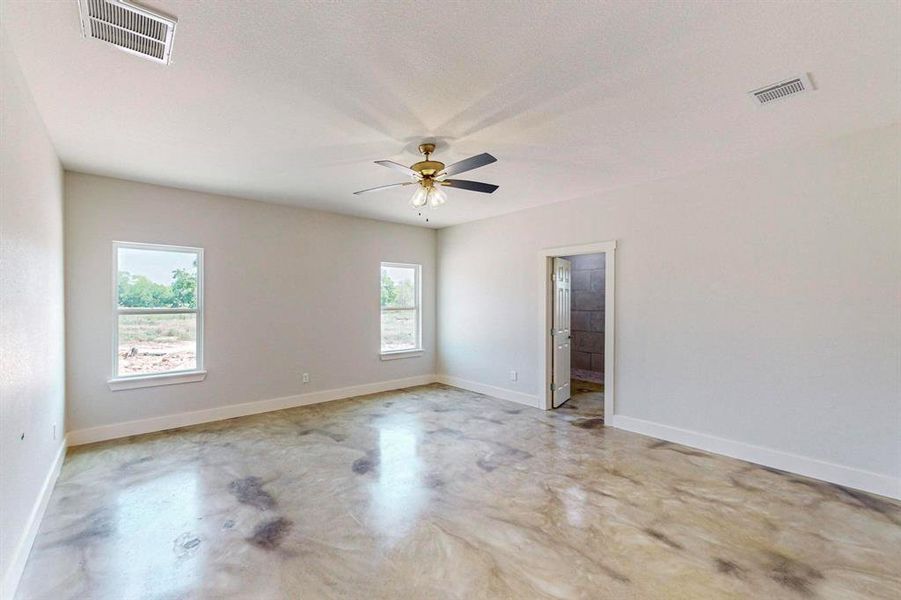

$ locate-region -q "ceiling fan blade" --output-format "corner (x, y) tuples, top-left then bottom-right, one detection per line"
(442, 179), (499, 194)
(353, 181), (415, 195)
(374, 160), (419, 178)
(441, 153), (497, 177)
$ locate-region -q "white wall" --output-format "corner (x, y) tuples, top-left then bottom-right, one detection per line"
(438, 125), (901, 495)
(0, 35), (66, 596)
(65, 173), (436, 434)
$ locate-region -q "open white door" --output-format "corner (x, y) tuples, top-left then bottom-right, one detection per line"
(552, 257), (572, 408)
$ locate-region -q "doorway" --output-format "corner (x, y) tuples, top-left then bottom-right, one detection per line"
(559, 253), (606, 414)
(539, 241), (616, 420)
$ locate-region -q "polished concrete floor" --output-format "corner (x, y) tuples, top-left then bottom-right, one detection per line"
(565, 379), (605, 421)
(17, 384), (901, 599)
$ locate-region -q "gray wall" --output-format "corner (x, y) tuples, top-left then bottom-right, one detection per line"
(65, 173), (436, 433)
(437, 124), (901, 492)
(0, 35), (66, 595)
(564, 254), (605, 377)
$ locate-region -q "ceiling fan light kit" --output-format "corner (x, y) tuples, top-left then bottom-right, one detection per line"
(354, 143), (498, 213)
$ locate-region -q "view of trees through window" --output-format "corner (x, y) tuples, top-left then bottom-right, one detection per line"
(380, 264), (419, 352)
(116, 246), (200, 376)
(118, 264), (197, 308)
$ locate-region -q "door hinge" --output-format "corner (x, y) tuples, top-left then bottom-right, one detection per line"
(550, 383), (555, 391)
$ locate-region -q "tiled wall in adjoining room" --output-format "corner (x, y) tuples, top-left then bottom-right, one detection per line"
(564, 253), (605, 379)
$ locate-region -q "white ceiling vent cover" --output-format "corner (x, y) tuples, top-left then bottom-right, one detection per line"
(77, 0), (177, 64)
(749, 74), (815, 106)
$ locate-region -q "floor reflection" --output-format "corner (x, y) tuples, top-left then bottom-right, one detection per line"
(370, 422), (425, 542)
(110, 469), (200, 599)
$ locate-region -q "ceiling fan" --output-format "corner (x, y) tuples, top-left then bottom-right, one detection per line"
(354, 143), (498, 209)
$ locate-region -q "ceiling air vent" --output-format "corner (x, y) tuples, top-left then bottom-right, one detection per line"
(749, 74), (814, 106)
(77, 0), (177, 64)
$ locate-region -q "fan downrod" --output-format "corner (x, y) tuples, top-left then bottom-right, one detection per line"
(418, 143), (436, 158)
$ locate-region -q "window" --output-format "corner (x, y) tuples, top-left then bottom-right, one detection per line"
(380, 262), (421, 357)
(110, 242), (205, 389)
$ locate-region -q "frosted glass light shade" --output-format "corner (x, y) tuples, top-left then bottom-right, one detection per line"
(428, 185), (447, 208)
(410, 186), (428, 208)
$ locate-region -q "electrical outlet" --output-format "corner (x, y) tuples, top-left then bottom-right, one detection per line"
(510, 370), (518, 382)
(302, 373), (310, 384)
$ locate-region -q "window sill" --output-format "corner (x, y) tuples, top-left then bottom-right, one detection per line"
(108, 370), (207, 391)
(380, 349), (423, 361)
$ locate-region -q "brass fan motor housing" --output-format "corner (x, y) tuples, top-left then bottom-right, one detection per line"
(411, 160), (445, 177)
(412, 144), (444, 177)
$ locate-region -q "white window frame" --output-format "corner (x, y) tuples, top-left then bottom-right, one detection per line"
(108, 241), (206, 390)
(379, 262), (422, 360)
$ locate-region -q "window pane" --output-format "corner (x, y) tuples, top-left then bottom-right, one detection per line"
(381, 308), (417, 351)
(118, 247), (198, 309)
(381, 266), (416, 308)
(118, 313), (196, 376)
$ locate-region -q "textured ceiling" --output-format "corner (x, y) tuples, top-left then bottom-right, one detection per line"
(2, 1), (899, 228)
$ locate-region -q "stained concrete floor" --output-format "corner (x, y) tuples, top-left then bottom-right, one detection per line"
(15, 384), (901, 599)
(562, 379), (605, 421)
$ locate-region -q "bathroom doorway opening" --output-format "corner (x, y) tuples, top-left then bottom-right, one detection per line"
(540, 241), (616, 421)
(558, 252), (606, 416)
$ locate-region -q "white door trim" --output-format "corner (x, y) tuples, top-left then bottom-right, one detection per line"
(538, 241), (616, 418)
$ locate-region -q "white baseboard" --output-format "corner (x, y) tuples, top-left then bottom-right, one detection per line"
(68, 374), (438, 446)
(436, 374), (543, 409)
(612, 415), (900, 500)
(2, 438), (68, 600)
